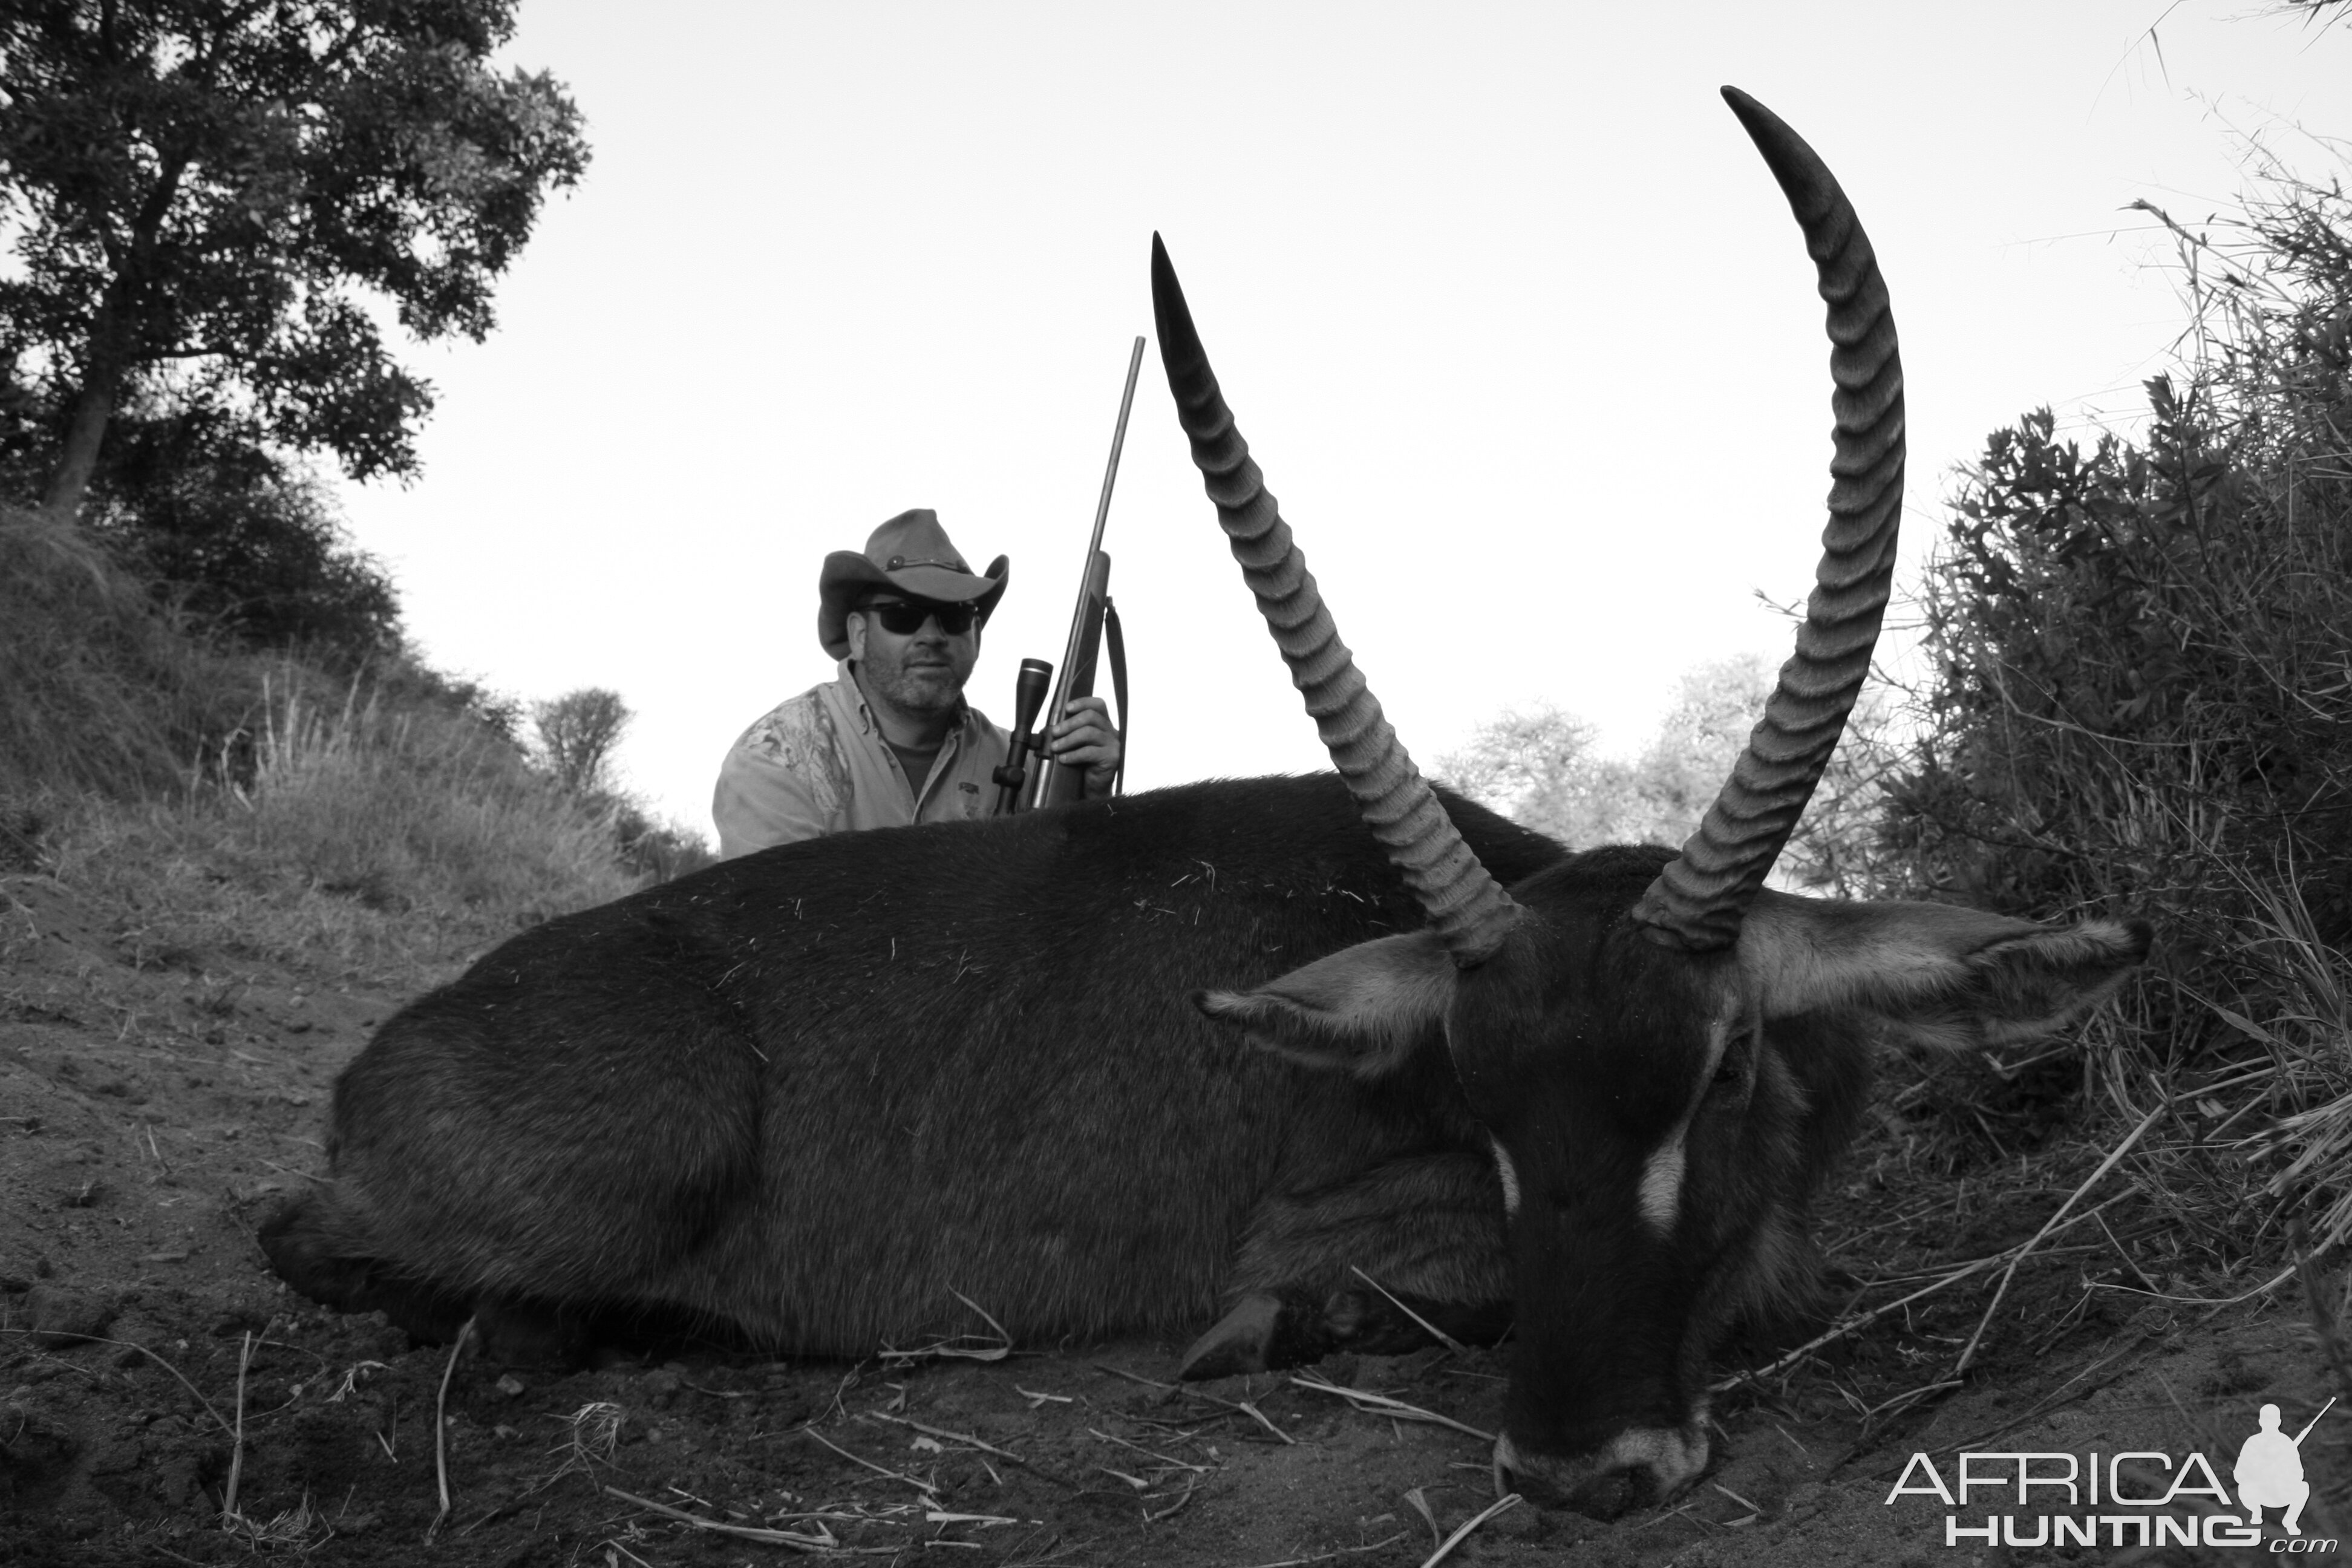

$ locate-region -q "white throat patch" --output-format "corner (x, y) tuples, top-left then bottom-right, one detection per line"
(1638, 1011), (1739, 1236)
(1637, 1132), (1685, 1234)
(1490, 1136), (1521, 1217)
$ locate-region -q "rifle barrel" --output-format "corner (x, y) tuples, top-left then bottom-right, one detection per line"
(1040, 335), (1146, 765)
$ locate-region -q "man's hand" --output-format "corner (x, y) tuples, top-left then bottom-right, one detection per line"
(1047, 694), (1122, 797)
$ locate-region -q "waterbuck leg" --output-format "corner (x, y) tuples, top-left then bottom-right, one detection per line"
(1181, 1152), (1511, 1377)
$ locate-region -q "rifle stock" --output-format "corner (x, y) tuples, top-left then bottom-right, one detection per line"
(1029, 550), (1110, 809)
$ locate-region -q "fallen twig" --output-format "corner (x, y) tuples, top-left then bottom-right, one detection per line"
(1290, 1374), (1495, 1443)
(1233, 1398), (1296, 1445)
(1094, 1364), (1295, 1443)
(1088, 1426), (1210, 1474)
(866, 1410), (1078, 1489)
(1710, 1194), (2137, 1394)
(805, 1425), (937, 1492)
(878, 1289), (1013, 1367)
(1350, 1266), (1468, 1357)
(425, 1316), (475, 1543)
(1144, 1475), (1199, 1521)
(1236, 1535), (1411, 1568)
(1419, 1494), (1521, 1567)
(604, 1485), (897, 1553)
(1711, 1480), (1762, 1520)
(1951, 1103), (2164, 1376)
(1403, 1486), (1442, 1549)
(2083, 1263), (2297, 1306)
(220, 1328), (256, 1527)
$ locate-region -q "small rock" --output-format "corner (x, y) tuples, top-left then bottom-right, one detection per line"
(495, 1374), (526, 1399)
(58, 1177), (109, 1209)
(25, 1284), (117, 1347)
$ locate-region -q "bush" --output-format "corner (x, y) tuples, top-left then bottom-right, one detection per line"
(1883, 170), (2352, 1247)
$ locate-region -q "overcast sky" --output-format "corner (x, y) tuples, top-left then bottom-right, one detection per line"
(333, 1), (2351, 840)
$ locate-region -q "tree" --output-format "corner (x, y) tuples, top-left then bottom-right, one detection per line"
(532, 686), (629, 797)
(75, 403), (401, 665)
(1437, 657), (1770, 848)
(1437, 652), (1898, 892)
(0, 1), (589, 520)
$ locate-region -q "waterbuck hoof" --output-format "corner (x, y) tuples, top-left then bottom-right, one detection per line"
(1179, 1293), (1285, 1380)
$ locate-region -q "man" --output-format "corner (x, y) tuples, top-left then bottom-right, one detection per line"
(713, 509), (1121, 857)
(2235, 1402), (2313, 1535)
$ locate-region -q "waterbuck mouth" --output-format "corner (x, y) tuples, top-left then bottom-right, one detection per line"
(1493, 1422), (1711, 1517)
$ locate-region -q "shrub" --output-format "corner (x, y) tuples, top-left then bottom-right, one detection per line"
(1884, 171), (2352, 1246)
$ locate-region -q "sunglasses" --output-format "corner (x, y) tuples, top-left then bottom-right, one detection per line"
(860, 598), (979, 636)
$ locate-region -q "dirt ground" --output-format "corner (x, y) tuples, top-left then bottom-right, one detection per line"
(5, 866), (2349, 1567)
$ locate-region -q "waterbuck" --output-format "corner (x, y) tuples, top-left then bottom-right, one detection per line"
(264, 88), (2147, 1514)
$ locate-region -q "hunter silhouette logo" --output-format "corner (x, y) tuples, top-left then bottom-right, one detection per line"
(1885, 1396), (2337, 1550)
(2239, 1399), (2333, 1536)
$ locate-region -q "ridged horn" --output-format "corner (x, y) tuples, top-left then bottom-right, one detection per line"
(1628, 88), (1906, 952)
(1151, 234), (1520, 967)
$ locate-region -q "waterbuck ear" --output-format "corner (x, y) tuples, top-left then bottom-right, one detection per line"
(1194, 930), (1457, 1079)
(1739, 890), (2151, 1052)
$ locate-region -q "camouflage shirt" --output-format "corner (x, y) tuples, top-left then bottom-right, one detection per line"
(713, 665), (1010, 858)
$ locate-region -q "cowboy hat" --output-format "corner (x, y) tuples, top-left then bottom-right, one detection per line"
(817, 509), (1008, 660)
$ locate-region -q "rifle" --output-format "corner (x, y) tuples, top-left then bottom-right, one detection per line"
(998, 336), (1144, 814)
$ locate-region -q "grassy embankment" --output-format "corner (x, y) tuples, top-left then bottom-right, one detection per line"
(1, 505), (649, 995)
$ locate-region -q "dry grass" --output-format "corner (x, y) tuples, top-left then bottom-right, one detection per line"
(2233, 880), (2352, 1251)
(33, 662), (639, 990)
(0, 506), (257, 802)
(877, 1289), (1014, 1369)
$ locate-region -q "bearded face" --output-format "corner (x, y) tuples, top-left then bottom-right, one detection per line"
(847, 597), (981, 721)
